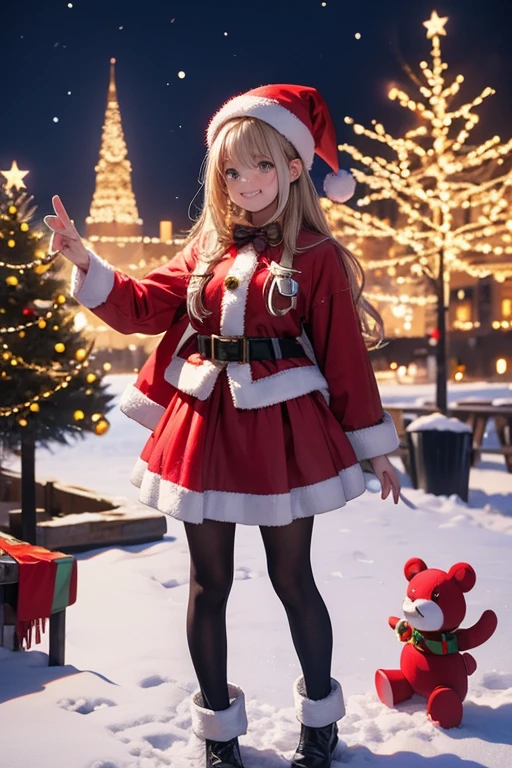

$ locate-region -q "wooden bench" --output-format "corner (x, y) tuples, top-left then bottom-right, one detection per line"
(0, 552), (67, 666)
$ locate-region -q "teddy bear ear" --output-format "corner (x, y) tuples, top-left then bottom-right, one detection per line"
(404, 558), (428, 581)
(448, 562), (476, 592)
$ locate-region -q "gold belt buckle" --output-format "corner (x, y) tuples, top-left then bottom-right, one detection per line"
(210, 334), (249, 364)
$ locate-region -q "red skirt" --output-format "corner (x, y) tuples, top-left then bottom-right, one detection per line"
(130, 370), (365, 526)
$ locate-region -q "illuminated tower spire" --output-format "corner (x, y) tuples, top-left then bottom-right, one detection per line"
(86, 58), (142, 238)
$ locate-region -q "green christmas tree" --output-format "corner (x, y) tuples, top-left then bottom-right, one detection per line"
(0, 162), (115, 542)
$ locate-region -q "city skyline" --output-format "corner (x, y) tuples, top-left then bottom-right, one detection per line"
(3, 0), (512, 235)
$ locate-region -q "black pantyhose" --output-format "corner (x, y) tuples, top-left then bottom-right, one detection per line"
(184, 515), (333, 713)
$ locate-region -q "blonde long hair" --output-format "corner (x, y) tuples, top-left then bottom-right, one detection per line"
(185, 117), (384, 349)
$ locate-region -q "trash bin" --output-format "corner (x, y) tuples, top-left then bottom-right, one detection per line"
(406, 414), (473, 502)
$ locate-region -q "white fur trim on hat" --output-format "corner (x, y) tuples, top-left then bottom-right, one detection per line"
(190, 683), (248, 741)
(293, 676), (346, 727)
(207, 95), (316, 169)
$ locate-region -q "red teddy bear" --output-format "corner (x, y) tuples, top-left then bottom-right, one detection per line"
(375, 557), (498, 728)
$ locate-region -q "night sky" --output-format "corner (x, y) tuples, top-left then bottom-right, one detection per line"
(3, 0), (512, 236)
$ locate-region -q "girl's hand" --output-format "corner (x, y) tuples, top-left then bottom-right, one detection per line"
(369, 454), (401, 504)
(43, 195), (90, 270)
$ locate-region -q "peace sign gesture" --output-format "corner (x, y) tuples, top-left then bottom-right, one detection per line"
(43, 195), (90, 271)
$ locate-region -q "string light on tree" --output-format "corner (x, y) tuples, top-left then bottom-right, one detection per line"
(322, 10), (512, 412)
(0, 174), (116, 549)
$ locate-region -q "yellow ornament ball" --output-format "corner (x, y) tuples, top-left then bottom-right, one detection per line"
(17, 418), (28, 427)
(86, 373), (97, 384)
(73, 410), (85, 421)
(20, 222), (29, 232)
(8, 206), (17, 214)
(85, 388), (93, 395)
(34, 263), (51, 275)
(91, 413), (102, 422)
(7, 240), (16, 248)
(94, 418), (110, 436)
(103, 362), (112, 371)
(6, 276), (18, 286)
(75, 348), (87, 361)
(29, 403), (40, 412)
(38, 319), (47, 329)
(54, 342), (65, 353)
(19, 331), (26, 338)
(56, 295), (66, 305)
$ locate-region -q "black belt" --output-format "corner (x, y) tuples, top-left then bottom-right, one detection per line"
(197, 334), (307, 363)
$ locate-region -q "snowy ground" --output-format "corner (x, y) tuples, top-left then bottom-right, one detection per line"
(1, 376), (511, 768)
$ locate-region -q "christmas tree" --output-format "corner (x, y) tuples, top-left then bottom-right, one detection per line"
(0, 162), (115, 543)
(323, 11), (512, 412)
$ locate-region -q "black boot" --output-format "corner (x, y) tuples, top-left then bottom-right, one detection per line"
(205, 736), (245, 767)
(291, 722), (338, 767)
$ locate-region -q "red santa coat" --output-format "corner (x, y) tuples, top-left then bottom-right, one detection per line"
(71, 229), (398, 526)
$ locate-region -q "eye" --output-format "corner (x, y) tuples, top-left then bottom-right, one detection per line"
(258, 160), (274, 173)
(431, 590), (440, 601)
(224, 168), (239, 180)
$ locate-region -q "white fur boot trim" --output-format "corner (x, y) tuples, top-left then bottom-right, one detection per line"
(190, 683), (248, 741)
(293, 676), (346, 727)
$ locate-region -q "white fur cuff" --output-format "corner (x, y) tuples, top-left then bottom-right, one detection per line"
(70, 248), (116, 309)
(345, 411), (399, 461)
(190, 683), (248, 741)
(293, 676), (345, 727)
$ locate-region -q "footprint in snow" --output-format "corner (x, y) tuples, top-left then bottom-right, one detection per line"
(140, 674), (168, 689)
(481, 671), (512, 690)
(58, 697), (116, 714)
(156, 577), (188, 589)
(352, 551), (374, 564)
(235, 566), (260, 580)
(143, 732), (176, 751)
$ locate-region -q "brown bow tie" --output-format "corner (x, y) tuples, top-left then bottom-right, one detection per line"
(232, 222), (283, 254)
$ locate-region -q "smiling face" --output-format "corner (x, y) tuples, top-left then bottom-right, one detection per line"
(212, 117), (303, 227)
(223, 156), (279, 220)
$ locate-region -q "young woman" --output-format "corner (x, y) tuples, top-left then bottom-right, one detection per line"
(45, 84), (400, 768)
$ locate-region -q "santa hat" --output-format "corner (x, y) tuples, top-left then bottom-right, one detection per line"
(206, 83), (356, 203)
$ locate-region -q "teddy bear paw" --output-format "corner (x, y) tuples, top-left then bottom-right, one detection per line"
(427, 686), (463, 728)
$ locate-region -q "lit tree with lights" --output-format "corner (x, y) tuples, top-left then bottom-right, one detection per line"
(0, 163), (115, 543)
(323, 10), (512, 412)
(86, 57), (143, 239)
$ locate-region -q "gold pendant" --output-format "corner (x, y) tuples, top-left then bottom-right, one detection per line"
(224, 275), (240, 291)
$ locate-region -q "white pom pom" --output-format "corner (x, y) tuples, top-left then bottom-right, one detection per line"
(323, 169), (356, 203)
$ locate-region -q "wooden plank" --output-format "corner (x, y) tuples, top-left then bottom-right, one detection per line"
(49, 611), (66, 666)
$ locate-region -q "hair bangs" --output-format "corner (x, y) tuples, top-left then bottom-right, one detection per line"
(215, 118), (276, 175)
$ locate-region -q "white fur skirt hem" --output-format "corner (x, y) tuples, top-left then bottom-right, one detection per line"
(130, 458), (365, 526)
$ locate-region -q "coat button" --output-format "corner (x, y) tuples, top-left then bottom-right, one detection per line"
(224, 275), (240, 290)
